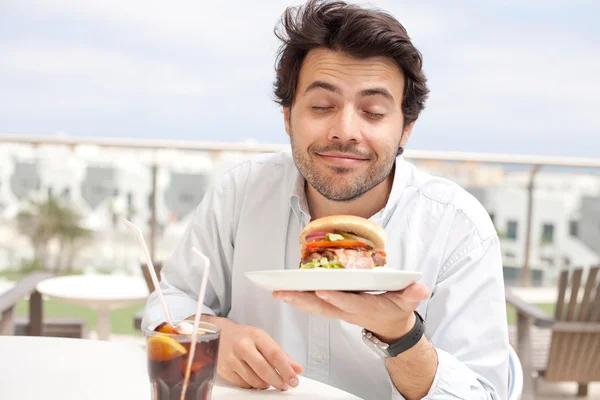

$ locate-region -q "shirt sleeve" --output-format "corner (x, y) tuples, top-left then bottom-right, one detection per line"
(141, 167), (243, 332)
(388, 234), (510, 400)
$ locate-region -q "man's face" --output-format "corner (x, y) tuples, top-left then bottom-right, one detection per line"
(284, 48), (414, 202)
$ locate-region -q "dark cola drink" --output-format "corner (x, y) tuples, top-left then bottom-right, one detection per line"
(146, 322), (221, 400)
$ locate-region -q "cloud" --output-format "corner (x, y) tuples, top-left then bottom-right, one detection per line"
(1, 0), (599, 157)
(4, 0), (292, 54)
(0, 40), (271, 97)
(425, 39), (600, 134)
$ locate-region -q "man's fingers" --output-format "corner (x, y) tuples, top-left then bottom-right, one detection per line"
(274, 291), (348, 320)
(233, 337), (287, 390)
(256, 335), (301, 388)
(246, 348), (289, 390)
(314, 287), (425, 316)
(233, 358), (270, 389)
(220, 369), (252, 390)
(291, 360), (304, 374)
(315, 290), (368, 314)
(235, 339), (288, 391)
(283, 349), (305, 375)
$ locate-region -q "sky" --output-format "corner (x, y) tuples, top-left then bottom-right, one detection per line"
(1, 0), (599, 157)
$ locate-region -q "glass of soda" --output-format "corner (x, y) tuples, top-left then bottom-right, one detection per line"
(145, 322), (221, 400)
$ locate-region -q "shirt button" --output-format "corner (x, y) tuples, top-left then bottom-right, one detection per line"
(314, 354), (324, 362)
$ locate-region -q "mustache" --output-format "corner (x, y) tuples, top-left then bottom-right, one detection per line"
(309, 143), (373, 159)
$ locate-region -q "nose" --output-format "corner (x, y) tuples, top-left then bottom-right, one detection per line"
(327, 106), (362, 143)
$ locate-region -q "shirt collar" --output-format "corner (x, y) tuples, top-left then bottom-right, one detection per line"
(289, 155), (410, 228)
(289, 170), (310, 225)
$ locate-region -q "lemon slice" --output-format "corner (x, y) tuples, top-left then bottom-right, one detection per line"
(156, 323), (179, 335)
(147, 335), (187, 361)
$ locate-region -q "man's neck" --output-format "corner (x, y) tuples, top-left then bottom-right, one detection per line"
(306, 169), (395, 221)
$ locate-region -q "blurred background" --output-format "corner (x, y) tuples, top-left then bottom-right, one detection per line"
(1, 0), (599, 354)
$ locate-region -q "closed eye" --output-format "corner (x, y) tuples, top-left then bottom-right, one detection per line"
(364, 111), (385, 119)
(312, 106), (333, 112)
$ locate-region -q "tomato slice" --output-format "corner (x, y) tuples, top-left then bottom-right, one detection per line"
(305, 240), (369, 249)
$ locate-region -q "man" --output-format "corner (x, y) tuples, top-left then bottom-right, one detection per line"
(142, 1), (510, 399)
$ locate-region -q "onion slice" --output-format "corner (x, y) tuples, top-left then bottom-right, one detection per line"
(343, 233), (376, 248)
(305, 231), (328, 240)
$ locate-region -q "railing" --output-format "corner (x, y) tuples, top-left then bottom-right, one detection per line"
(3, 134), (600, 167)
(2, 134), (600, 286)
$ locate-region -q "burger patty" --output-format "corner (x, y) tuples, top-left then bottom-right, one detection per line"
(302, 250), (338, 263)
(372, 252), (386, 266)
(303, 248), (386, 267)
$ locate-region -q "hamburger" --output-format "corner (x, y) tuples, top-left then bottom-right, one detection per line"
(299, 215), (387, 270)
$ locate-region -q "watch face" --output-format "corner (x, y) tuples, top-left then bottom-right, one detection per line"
(362, 312), (425, 358)
(375, 347), (392, 359)
(362, 330), (392, 358)
(368, 341), (392, 358)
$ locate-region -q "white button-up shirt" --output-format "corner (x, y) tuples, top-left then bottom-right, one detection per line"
(142, 151), (509, 400)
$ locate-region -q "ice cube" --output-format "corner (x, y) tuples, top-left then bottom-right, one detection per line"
(175, 320), (194, 335)
(174, 320), (209, 335)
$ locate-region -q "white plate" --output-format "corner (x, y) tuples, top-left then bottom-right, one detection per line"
(245, 268), (422, 292)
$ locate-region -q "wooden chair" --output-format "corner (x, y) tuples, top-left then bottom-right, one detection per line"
(140, 262), (163, 293)
(133, 262), (162, 331)
(506, 265), (600, 398)
(0, 272), (87, 338)
(0, 272), (50, 336)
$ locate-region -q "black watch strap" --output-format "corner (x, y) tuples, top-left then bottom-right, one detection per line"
(386, 311), (425, 357)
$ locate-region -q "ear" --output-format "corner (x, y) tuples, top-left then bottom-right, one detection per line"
(283, 107), (291, 137)
(400, 120), (416, 146)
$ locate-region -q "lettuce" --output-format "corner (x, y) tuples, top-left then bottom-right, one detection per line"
(300, 259), (320, 269)
(300, 257), (344, 269)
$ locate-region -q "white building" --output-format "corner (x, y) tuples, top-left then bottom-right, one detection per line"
(472, 171), (600, 286)
(0, 143), (257, 274)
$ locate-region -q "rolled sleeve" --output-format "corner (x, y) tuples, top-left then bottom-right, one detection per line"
(386, 234), (508, 399)
(142, 280), (217, 332)
(389, 347), (493, 399)
(141, 167), (241, 333)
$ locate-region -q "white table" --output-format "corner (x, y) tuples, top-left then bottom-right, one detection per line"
(36, 274), (149, 340)
(0, 336), (362, 400)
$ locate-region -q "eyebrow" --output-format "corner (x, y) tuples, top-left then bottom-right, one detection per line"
(304, 80), (341, 95)
(359, 87), (395, 103)
(304, 80), (395, 103)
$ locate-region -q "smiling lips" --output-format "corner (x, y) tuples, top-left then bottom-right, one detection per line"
(316, 152), (369, 167)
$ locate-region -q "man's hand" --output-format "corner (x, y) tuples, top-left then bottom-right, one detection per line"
(272, 283), (437, 399)
(272, 283), (429, 342)
(202, 315), (304, 391)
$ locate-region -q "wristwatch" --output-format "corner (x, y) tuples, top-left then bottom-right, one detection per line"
(361, 311), (425, 358)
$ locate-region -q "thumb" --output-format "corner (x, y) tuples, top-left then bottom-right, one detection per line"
(398, 283), (430, 301)
(383, 283), (429, 311)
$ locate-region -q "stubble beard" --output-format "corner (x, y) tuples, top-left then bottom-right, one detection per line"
(290, 133), (396, 203)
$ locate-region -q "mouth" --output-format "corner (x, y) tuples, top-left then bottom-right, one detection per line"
(315, 152), (370, 166)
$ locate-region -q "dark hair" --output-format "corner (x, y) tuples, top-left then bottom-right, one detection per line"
(273, 0), (429, 126)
